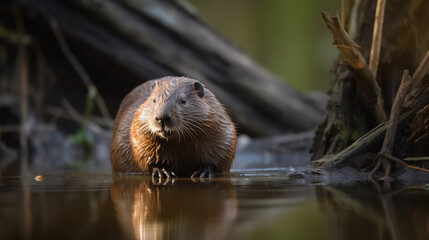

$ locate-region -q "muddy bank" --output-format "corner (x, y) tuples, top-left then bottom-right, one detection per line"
(283, 163), (429, 187)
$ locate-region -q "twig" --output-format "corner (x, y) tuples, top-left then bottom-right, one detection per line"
(409, 51), (429, 88)
(45, 106), (113, 128)
(0, 125), (21, 132)
(378, 153), (408, 167)
(404, 156), (429, 161)
(341, 0), (345, 28)
(0, 125), (53, 133)
(380, 153), (429, 173)
(61, 98), (87, 125)
(13, 7), (29, 169)
(321, 11), (386, 124)
(368, 0), (386, 79)
(321, 120), (388, 167)
(368, 70), (429, 178)
(45, 106), (78, 123)
(407, 104), (429, 145)
(404, 51), (429, 110)
(0, 24), (32, 45)
(368, 156), (383, 179)
(369, 70), (411, 179)
(46, 16), (113, 126)
(61, 98), (106, 134)
(407, 165), (429, 173)
(34, 44), (46, 120)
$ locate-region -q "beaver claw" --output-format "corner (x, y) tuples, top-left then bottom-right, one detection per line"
(152, 167), (177, 179)
(191, 167), (214, 179)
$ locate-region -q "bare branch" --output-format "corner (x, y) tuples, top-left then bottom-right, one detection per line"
(368, 0), (386, 79)
(46, 16), (113, 125)
(321, 11), (386, 124)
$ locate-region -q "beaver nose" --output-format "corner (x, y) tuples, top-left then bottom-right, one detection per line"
(155, 114), (171, 125)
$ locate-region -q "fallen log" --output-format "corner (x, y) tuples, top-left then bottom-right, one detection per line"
(9, 0), (325, 136)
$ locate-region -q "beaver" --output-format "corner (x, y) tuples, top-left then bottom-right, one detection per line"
(110, 76), (237, 178)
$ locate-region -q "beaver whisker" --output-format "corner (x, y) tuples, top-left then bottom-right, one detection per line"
(175, 124), (187, 141)
(176, 126), (181, 143)
(179, 125), (191, 141)
(182, 124), (197, 142)
(185, 119), (209, 138)
(184, 121), (204, 137)
(176, 120), (197, 142)
(173, 125), (185, 143)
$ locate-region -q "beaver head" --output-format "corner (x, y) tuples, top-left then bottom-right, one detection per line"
(138, 77), (210, 141)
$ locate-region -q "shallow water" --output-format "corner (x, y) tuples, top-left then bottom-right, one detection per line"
(1, 169), (429, 240)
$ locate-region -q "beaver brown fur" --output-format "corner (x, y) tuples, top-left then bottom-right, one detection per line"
(110, 76), (237, 178)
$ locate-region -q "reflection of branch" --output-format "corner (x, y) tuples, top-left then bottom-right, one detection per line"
(319, 186), (385, 223)
(372, 182), (428, 240)
(20, 177), (32, 240)
(321, 184), (428, 240)
(321, 11), (386, 124)
(380, 194), (400, 240)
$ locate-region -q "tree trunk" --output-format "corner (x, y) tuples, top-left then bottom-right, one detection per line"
(311, 0), (429, 161)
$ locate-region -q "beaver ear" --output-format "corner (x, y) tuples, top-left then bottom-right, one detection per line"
(193, 82), (205, 98)
(151, 80), (158, 90)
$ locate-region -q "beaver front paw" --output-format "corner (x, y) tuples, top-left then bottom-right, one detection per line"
(151, 167), (177, 179)
(191, 167), (214, 179)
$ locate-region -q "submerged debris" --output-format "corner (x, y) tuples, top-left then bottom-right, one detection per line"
(34, 175), (43, 182)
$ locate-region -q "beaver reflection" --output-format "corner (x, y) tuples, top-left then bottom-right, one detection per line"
(111, 176), (237, 240)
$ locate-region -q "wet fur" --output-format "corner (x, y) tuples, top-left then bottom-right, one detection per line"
(110, 77), (237, 176)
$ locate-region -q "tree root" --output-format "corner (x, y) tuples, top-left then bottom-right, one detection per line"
(369, 152), (429, 181)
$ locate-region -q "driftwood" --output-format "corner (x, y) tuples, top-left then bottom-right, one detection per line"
(3, 0), (325, 137)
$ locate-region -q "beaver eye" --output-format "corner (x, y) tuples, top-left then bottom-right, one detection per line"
(153, 98), (156, 103)
(180, 98), (187, 104)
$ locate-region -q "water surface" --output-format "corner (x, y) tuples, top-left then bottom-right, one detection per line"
(1, 169), (429, 240)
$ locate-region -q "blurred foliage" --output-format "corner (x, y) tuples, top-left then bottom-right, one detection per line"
(189, 0), (339, 91)
(71, 87), (97, 158)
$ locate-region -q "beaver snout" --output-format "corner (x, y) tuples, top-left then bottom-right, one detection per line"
(155, 114), (171, 126)
(155, 114), (172, 130)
